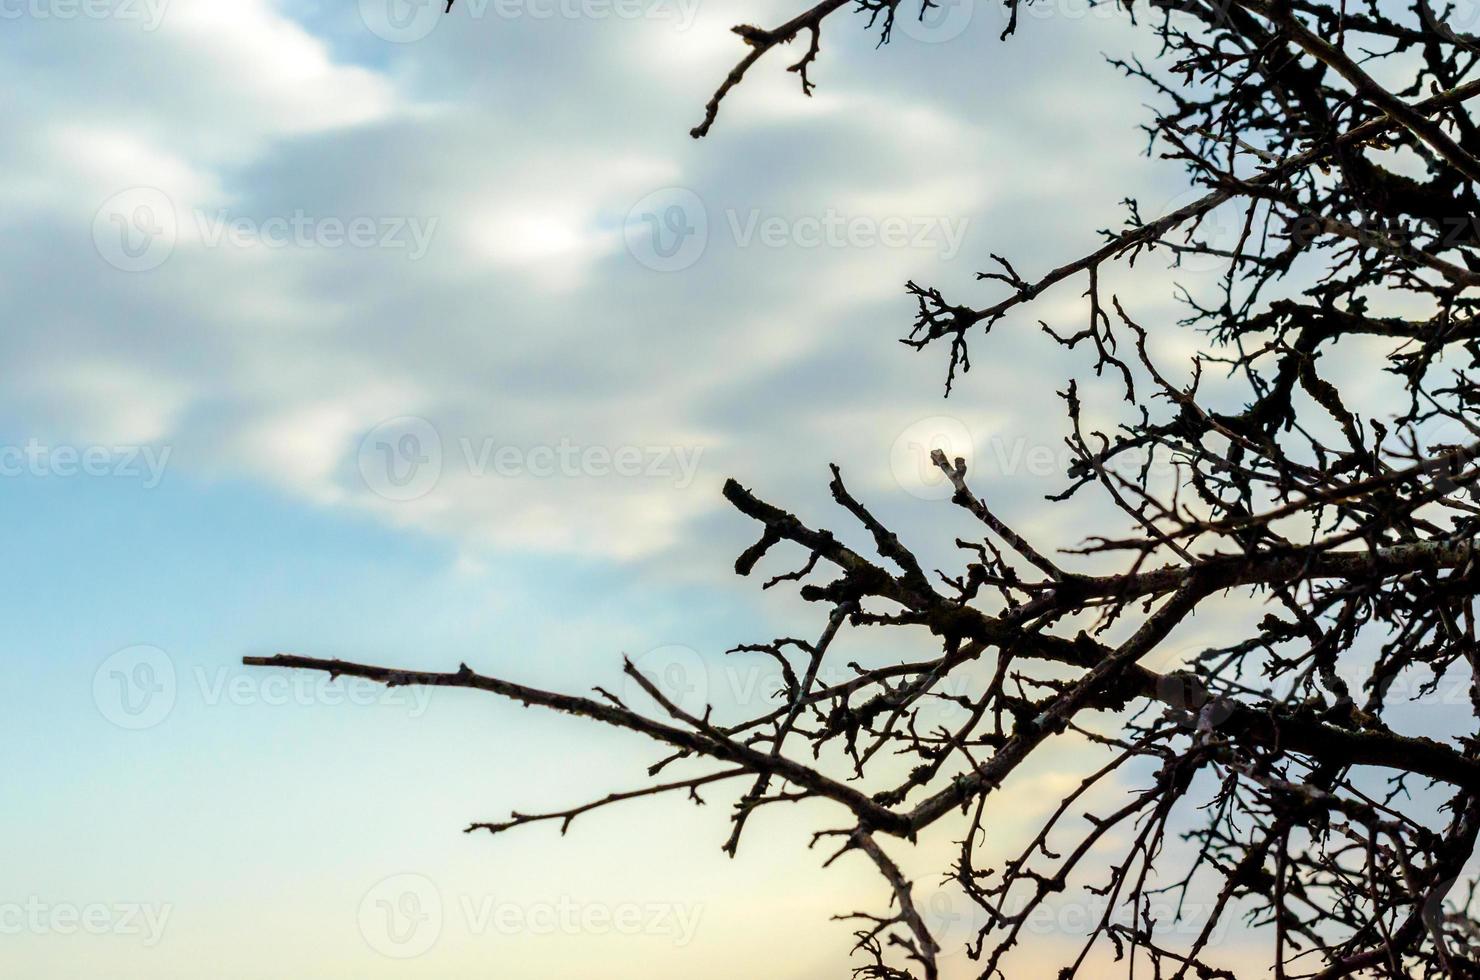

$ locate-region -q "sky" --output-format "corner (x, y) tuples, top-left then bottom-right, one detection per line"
(0, 0), (1443, 976)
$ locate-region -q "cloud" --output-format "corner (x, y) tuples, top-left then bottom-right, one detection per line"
(0, 0), (1202, 565)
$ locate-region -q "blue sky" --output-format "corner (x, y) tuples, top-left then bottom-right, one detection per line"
(0, 0), (1373, 975)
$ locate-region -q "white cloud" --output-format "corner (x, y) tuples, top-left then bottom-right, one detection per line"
(10, 359), (194, 446)
(0, 0), (1191, 565)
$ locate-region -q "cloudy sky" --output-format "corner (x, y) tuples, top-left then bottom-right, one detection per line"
(0, 0), (1342, 976)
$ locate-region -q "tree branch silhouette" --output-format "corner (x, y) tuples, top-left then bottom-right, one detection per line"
(254, 0), (1480, 973)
